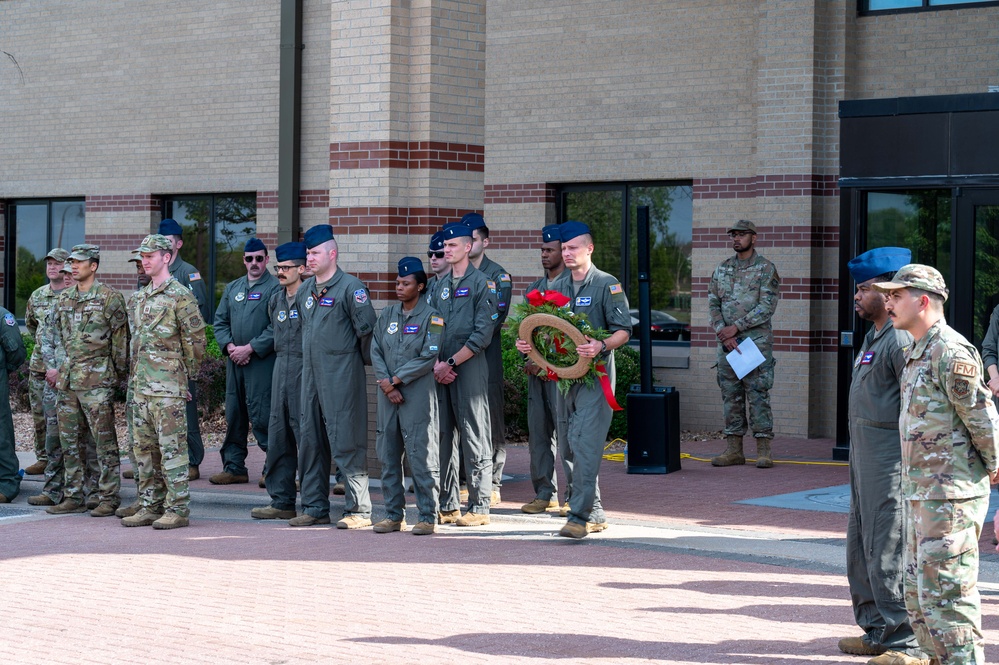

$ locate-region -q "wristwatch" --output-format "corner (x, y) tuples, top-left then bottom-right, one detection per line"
(447, 357), (457, 367)
(600, 340), (607, 354)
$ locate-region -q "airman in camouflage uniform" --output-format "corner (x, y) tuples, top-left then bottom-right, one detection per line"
(707, 219), (781, 468)
(116, 252), (152, 519)
(876, 264), (999, 665)
(23, 248), (70, 477)
(159, 217), (209, 478)
(48, 244), (129, 517)
(0, 306), (27, 503)
(124, 234), (206, 529)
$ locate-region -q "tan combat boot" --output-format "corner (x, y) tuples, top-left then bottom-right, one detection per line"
(710, 435), (745, 467)
(755, 438), (774, 468)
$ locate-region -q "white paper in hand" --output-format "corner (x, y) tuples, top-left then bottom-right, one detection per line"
(726, 337), (766, 380)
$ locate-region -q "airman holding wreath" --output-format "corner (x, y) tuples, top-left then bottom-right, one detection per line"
(517, 220), (631, 539)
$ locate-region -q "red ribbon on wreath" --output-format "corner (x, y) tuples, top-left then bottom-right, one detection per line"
(595, 361), (623, 411)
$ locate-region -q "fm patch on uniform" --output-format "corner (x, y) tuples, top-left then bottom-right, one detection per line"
(491, 313), (499, 320)
(248, 292), (262, 301)
(190, 272), (202, 281)
(860, 351), (875, 365)
(289, 309), (298, 319)
(576, 296), (592, 307)
(354, 289), (368, 304)
(953, 361), (977, 378)
(319, 297), (334, 307)
(277, 311), (288, 323)
(455, 287), (470, 298)
(499, 273), (511, 283)
(486, 280), (497, 293)
(305, 296), (315, 309)
(441, 287), (450, 300)
(404, 324), (420, 334)
(235, 292), (246, 302)
(429, 315), (444, 333)
(189, 315), (202, 328)
(953, 378), (971, 399)
(387, 322), (399, 334)
(430, 345), (439, 352)
(609, 283), (623, 295)
(3, 313), (15, 327)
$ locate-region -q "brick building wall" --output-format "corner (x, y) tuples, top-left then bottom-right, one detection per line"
(2, 0), (998, 448)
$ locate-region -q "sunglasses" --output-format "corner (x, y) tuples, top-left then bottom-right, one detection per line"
(244, 255), (266, 263)
(427, 251), (444, 259)
(273, 265), (298, 273)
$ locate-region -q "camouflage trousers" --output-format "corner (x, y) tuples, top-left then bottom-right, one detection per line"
(57, 387), (120, 504)
(35, 377), (78, 503)
(132, 395), (190, 517)
(716, 350), (775, 438)
(122, 388), (139, 490)
(905, 497), (987, 665)
(28, 373), (49, 464)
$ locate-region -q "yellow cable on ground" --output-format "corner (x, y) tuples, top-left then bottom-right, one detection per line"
(601, 439), (849, 466)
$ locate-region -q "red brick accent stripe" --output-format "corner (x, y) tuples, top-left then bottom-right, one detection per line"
(84, 233), (149, 252)
(328, 207), (481, 235)
(330, 141), (484, 172)
(693, 225), (838, 249)
(484, 183), (556, 205)
(691, 276), (838, 300)
(693, 175), (839, 199)
(257, 190), (330, 210)
(691, 326), (838, 353)
(85, 195), (161, 212)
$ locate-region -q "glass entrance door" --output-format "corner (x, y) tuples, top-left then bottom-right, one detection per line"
(958, 190), (999, 347)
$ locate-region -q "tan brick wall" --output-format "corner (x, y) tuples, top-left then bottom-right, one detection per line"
(847, 5), (999, 99)
(0, 0), (282, 196)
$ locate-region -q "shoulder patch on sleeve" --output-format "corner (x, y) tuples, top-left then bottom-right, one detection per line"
(189, 272), (201, 281)
(486, 280), (497, 293)
(431, 315), (444, 327)
(4, 313), (15, 327)
(953, 361), (977, 378)
(499, 273), (511, 283)
(609, 283), (623, 295)
(354, 288), (368, 304)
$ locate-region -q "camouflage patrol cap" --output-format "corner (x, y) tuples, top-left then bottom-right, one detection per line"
(59, 261), (72, 274)
(45, 248), (70, 263)
(873, 263), (949, 302)
(69, 243), (100, 261)
(136, 234), (173, 253)
(127, 251), (141, 264)
(728, 219), (757, 234)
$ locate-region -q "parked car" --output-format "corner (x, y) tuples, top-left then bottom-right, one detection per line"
(629, 309), (690, 341)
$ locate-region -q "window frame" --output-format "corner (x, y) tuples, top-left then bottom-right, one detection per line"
(161, 193), (258, 317)
(4, 197), (87, 319)
(858, 0), (999, 16)
(555, 180), (693, 351)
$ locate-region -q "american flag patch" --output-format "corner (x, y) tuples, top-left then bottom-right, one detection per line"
(431, 316), (444, 327)
(609, 283), (623, 295)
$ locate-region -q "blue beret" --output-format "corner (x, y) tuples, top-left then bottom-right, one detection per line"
(560, 220), (591, 243)
(429, 231), (445, 251)
(304, 224), (335, 249)
(542, 225), (560, 243)
(398, 256), (425, 278)
(442, 222), (472, 239)
(461, 212), (486, 231)
(848, 247), (911, 284)
(275, 241), (306, 263)
(244, 237), (266, 253)
(158, 218), (183, 236)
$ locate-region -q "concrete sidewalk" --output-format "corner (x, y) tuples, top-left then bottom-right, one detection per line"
(3, 438), (999, 664)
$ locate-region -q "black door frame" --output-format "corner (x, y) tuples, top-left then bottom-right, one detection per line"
(833, 184), (999, 459)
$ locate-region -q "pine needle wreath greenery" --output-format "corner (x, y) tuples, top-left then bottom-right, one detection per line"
(504, 289), (611, 394)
